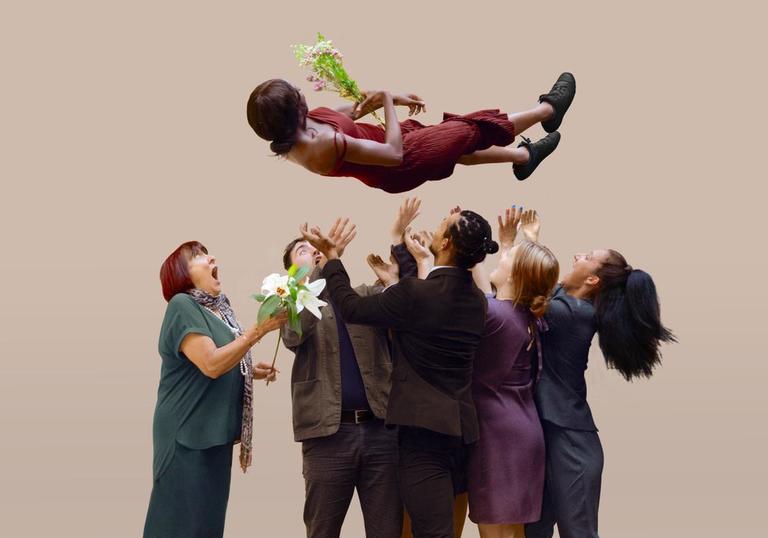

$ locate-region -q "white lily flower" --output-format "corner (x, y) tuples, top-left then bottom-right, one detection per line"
(261, 273), (290, 299)
(297, 290), (327, 319)
(305, 278), (326, 296)
(296, 278), (327, 319)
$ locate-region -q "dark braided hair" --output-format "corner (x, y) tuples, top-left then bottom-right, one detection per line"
(246, 79), (308, 155)
(594, 249), (676, 380)
(445, 210), (499, 269)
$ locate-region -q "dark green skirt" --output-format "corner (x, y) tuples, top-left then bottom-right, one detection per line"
(144, 442), (233, 538)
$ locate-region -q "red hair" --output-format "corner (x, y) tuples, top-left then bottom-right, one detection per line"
(159, 241), (207, 302)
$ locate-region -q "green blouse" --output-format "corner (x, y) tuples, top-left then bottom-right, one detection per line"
(151, 293), (244, 480)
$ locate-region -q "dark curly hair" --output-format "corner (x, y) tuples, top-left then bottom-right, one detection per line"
(246, 79), (308, 155)
(445, 210), (499, 269)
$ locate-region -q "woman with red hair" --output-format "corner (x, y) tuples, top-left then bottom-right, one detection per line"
(144, 241), (287, 538)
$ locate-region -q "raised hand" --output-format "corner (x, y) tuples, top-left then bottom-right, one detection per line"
(416, 230), (434, 245)
(404, 229), (433, 279)
(404, 228), (432, 262)
(394, 93), (426, 116)
(300, 223), (340, 260)
(328, 217), (357, 257)
(449, 205), (462, 216)
(520, 209), (541, 243)
(367, 253), (400, 287)
(391, 197), (422, 244)
(498, 206), (523, 250)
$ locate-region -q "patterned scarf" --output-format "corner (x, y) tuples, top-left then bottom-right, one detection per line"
(188, 288), (254, 473)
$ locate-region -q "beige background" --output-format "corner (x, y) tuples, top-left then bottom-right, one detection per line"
(1, 1), (765, 536)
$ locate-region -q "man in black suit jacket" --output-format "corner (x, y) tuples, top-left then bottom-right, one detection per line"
(301, 209), (498, 538)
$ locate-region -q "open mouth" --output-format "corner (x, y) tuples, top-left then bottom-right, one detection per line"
(211, 266), (219, 281)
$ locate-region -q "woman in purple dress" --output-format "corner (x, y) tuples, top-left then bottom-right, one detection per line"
(468, 207), (560, 538)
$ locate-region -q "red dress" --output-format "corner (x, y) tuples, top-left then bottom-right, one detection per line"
(307, 107), (517, 193)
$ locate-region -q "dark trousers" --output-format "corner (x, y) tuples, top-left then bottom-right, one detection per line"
(525, 421), (604, 538)
(302, 421), (402, 538)
(396, 426), (467, 538)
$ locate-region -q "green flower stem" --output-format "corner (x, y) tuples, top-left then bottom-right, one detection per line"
(264, 332), (281, 387)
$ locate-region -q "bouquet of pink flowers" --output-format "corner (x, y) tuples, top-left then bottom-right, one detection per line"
(293, 33), (383, 124)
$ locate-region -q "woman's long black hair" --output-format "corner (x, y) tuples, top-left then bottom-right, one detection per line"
(594, 249), (676, 381)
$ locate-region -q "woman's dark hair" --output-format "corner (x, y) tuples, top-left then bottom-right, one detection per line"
(594, 249), (676, 381)
(159, 241), (207, 302)
(446, 210), (499, 269)
(246, 79), (308, 155)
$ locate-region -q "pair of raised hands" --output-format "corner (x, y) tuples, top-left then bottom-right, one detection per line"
(498, 206), (541, 249)
(448, 204), (541, 250)
(298, 198), (542, 287)
(300, 197), (432, 286)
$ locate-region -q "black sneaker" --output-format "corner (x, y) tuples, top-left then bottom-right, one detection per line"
(513, 132), (561, 181)
(539, 72), (576, 133)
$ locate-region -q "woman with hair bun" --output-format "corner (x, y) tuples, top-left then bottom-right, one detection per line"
(467, 207), (560, 538)
(246, 74), (574, 194)
(523, 216), (677, 538)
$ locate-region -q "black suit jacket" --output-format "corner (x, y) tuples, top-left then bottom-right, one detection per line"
(321, 259), (487, 442)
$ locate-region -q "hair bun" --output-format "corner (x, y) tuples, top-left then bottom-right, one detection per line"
(485, 240), (499, 255)
(270, 139), (294, 155)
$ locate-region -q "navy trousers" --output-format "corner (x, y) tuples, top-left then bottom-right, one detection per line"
(525, 421), (604, 538)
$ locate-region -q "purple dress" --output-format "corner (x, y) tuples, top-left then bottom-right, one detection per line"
(467, 297), (545, 524)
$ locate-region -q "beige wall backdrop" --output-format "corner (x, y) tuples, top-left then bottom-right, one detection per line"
(1, 1), (765, 536)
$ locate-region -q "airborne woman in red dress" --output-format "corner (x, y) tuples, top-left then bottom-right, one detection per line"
(246, 73), (575, 193)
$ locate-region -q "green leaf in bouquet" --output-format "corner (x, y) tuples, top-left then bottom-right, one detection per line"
(251, 293), (267, 303)
(293, 265), (310, 283)
(286, 301), (302, 337)
(257, 294), (282, 324)
(287, 263), (298, 277)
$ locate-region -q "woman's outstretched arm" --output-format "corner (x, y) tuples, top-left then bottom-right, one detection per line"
(181, 313), (287, 379)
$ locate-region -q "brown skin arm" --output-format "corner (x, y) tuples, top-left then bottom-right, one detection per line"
(306, 92), (404, 170)
(180, 313), (287, 379)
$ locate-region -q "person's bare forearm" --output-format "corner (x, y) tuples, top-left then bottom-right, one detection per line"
(187, 325), (264, 379)
(382, 93), (403, 162)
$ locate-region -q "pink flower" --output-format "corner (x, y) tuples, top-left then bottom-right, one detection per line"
(313, 80), (326, 91)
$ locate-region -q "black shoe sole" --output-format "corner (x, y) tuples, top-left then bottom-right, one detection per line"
(540, 72), (576, 133)
(513, 132), (561, 181)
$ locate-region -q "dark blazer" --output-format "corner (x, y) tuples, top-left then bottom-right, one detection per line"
(321, 259), (487, 443)
(535, 285), (599, 431)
